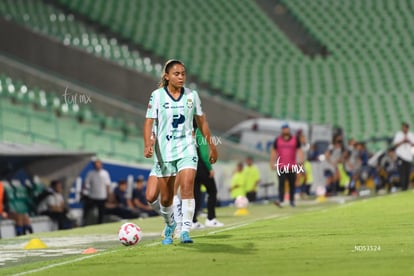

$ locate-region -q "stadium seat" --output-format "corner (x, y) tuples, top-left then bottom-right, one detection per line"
(1, 0), (413, 142)
(0, 74), (146, 163)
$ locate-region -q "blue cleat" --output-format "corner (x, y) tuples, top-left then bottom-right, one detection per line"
(180, 231), (194, 244)
(162, 236), (173, 245)
(162, 221), (176, 245)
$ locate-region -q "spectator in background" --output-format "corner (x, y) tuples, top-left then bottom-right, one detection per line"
(346, 143), (362, 194)
(82, 159), (111, 225)
(0, 181), (9, 221)
(8, 212), (32, 236)
(132, 176), (158, 217)
(307, 143), (320, 161)
(347, 138), (356, 152)
(106, 180), (140, 219)
(296, 130), (309, 195)
(377, 148), (399, 192)
(355, 142), (372, 187)
(347, 138), (361, 171)
(393, 122), (414, 191)
(300, 161), (313, 198)
(230, 162), (246, 200)
(323, 134), (346, 195)
(325, 134), (346, 168)
(37, 180), (72, 230)
(243, 156), (261, 202)
(0, 181), (33, 236)
(270, 124), (304, 207)
(297, 130), (310, 158)
(337, 151), (351, 194)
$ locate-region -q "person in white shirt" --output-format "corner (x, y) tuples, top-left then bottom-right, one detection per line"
(82, 159), (111, 225)
(393, 122), (414, 191)
(37, 180), (72, 229)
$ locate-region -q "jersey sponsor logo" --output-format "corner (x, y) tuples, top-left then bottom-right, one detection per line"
(163, 102), (185, 109)
(166, 134), (186, 141)
(187, 98), (193, 108)
(172, 114), (185, 128)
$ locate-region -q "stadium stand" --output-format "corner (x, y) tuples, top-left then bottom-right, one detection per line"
(0, 73), (145, 162)
(54, 0), (414, 138)
(1, 0), (413, 142)
(281, 0), (414, 138)
(0, 0), (163, 77)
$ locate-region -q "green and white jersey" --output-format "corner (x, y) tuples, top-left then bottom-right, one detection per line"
(146, 87), (203, 162)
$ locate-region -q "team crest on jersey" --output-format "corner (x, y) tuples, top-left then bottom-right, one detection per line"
(187, 98), (193, 108)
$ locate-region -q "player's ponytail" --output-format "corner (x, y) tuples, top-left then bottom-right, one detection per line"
(159, 59), (185, 88)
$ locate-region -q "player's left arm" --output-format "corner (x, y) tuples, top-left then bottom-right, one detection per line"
(144, 118), (154, 158)
(195, 114), (218, 164)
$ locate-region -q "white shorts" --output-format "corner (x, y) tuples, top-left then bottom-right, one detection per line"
(153, 156), (198, 177)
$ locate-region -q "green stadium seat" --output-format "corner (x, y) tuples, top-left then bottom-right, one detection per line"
(1, 0), (413, 141)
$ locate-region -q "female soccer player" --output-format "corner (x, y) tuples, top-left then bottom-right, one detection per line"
(144, 59), (217, 244)
(145, 117), (183, 238)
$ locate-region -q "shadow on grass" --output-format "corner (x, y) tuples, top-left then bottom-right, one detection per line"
(177, 234), (256, 255)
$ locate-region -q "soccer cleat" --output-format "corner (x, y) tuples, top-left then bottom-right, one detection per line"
(205, 218), (224, 227)
(161, 225), (167, 238)
(290, 202), (296, 207)
(162, 236), (173, 245)
(180, 231), (194, 243)
(191, 221), (205, 230)
(161, 221), (176, 245)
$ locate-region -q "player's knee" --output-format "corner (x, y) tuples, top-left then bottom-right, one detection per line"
(146, 191), (158, 203)
(160, 198), (173, 207)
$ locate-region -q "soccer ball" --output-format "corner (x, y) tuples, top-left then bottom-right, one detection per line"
(118, 222), (143, 246)
(235, 196), (249, 209)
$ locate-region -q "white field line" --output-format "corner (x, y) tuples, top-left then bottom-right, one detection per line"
(13, 250), (112, 276)
(11, 232), (160, 275)
(11, 214), (288, 275)
(207, 213), (288, 235)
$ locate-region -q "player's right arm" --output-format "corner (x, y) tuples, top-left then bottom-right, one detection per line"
(144, 118), (154, 158)
(144, 91), (158, 159)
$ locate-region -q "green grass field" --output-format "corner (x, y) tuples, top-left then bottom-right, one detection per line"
(1, 192), (414, 276)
